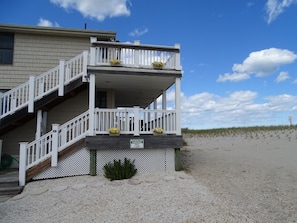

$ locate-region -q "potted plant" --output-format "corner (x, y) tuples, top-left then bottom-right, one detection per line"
(152, 61), (164, 69)
(110, 59), (121, 66)
(109, 127), (120, 136)
(153, 127), (164, 135)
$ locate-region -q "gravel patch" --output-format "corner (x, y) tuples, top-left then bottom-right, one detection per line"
(0, 171), (237, 223)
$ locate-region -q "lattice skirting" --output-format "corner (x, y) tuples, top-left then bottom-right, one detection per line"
(32, 148), (175, 180)
(33, 148), (90, 180)
(96, 149), (175, 174)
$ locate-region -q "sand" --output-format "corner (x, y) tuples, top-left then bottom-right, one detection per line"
(1, 129), (297, 222)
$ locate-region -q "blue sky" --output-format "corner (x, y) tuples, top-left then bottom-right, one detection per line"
(1, 0), (297, 129)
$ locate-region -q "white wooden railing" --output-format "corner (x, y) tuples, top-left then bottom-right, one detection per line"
(19, 110), (89, 186)
(0, 51), (88, 119)
(19, 107), (177, 185)
(94, 107), (177, 135)
(90, 39), (181, 70)
(1, 41), (180, 121)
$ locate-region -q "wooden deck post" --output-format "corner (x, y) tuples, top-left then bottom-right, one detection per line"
(82, 51), (89, 82)
(19, 142), (28, 186)
(134, 40), (140, 67)
(28, 76), (35, 113)
(133, 106), (140, 136)
(90, 37), (97, 66)
(51, 124), (59, 167)
(90, 150), (96, 176)
(0, 92), (2, 118)
(0, 139), (2, 166)
(174, 43), (181, 70)
(88, 73), (95, 136)
(175, 77), (181, 135)
(58, 60), (65, 96)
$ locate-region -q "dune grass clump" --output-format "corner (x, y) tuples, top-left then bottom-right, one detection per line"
(182, 125), (297, 138)
(103, 158), (137, 181)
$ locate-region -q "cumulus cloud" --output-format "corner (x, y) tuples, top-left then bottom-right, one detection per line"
(233, 48), (297, 76)
(50, 0), (131, 21)
(179, 90), (297, 129)
(275, 71), (290, 82)
(218, 48), (297, 82)
(265, 0), (297, 24)
(38, 18), (60, 27)
(217, 72), (250, 82)
(129, 28), (148, 37)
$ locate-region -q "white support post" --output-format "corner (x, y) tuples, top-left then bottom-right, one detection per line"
(51, 124), (59, 167)
(134, 40), (140, 67)
(88, 74), (96, 136)
(0, 92), (2, 118)
(28, 76), (35, 113)
(134, 106), (140, 136)
(90, 37), (97, 66)
(82, 51), (89, 82)
(35, 110), (42, 139)
(162, 90), (167, 110)
(0, 139), (2, 166)
(58, 60), (65, 96)
(19, 142), (28, 186)
(41, 111), (47, 135)
(175, 78), (181, 135)
(154, 99), (157, 122)
(174, 43), (181, 70)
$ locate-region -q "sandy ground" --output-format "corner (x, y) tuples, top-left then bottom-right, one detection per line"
(182, 129), (297, 222)
(1, 129), (297, 222)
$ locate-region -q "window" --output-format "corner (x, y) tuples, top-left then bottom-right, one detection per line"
(0, 32), (14, 65)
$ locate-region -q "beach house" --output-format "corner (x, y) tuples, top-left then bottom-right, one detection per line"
(0, 24), (182, 186)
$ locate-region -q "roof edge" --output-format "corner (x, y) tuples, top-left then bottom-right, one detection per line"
(0, 23), (116, 40)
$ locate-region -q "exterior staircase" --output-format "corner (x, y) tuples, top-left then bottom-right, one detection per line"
(0, 51), (89, 135)
(0, 169), (23, 202)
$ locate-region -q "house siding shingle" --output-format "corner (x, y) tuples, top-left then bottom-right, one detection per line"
(0, 33), (90, 89)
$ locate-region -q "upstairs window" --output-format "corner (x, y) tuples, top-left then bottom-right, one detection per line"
(0, 32), (14, 65)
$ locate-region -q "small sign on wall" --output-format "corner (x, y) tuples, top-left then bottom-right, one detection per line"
(130, 139), (144, 149)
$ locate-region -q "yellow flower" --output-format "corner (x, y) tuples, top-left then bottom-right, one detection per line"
(109, 127), (120, 134)
(110, 59), (121, 65)
(152, 61), (163, 67)
(153, 128), (164, 134)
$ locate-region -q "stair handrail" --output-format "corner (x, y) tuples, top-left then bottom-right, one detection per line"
(19, 110), (89, 186)
(1, 51), (88, 119)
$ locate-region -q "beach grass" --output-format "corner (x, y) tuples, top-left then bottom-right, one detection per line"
(182, 125), (297, 137)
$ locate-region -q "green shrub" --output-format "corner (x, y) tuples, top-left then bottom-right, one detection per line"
(103, 158), (137, 181)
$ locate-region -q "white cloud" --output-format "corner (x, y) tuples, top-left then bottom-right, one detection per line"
(265, 0), (297, 24)
(275, 71), (290, 82)
(180, 90), (297, 129)
(219, 48), (297, 82)
(37, 18), (60, 27)
(233, 48), (297, 77)
(129, 28), (148, 37)
(50, 0), (131, 21)
(217, 72), (250, 82)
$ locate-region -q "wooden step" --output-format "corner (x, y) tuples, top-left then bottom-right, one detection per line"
(0, 169), (23, 202)
(0, 186), (23, 195)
